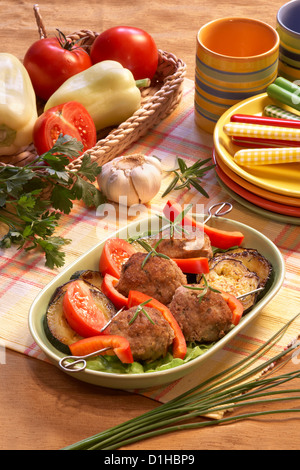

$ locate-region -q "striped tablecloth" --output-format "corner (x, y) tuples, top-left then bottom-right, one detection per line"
(1, 78), (299, 402)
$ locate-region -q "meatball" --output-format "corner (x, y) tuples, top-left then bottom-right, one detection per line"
(108, 306), (174, 362)
(116, 252), (187, 305)
(168, 285), (233, 343)
(153, 232), (213, 260)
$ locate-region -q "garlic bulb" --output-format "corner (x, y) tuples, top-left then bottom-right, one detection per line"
(98, 154), (162, 206)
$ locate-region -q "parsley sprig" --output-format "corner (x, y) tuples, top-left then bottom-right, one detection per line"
(0, 135), (105, 268)
(162, 157), (215, 198)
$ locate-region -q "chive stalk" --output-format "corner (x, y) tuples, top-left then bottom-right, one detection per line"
(62, 313), (300, 450)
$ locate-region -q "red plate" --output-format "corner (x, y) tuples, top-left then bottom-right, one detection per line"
(213, 148), (300, 218)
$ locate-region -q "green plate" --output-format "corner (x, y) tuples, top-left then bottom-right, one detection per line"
(28, 216), (285, 390)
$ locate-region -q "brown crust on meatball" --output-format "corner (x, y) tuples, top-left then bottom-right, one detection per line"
(108, 306), (175, 362)
(168, 286), (233, 343)
(116, 252), (187, 305)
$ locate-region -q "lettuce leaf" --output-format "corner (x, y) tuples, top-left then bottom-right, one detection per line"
(84, 342), (215, 375)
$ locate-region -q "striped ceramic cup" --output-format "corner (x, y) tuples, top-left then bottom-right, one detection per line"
(277, 0), (300, 82)
(195, 17), (279, 133)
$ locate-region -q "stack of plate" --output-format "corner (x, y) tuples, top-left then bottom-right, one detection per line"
(213, 92), (300, 225)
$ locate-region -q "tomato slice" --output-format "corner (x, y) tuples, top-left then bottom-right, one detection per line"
(69, 335), (133, 364)
(101, 273), (128, 309)
(99, 238), (137, 278)
(172, 257), (209, 274)
(163, 200), (244, 250)
(33, 101), (97, 157)
(127, 290), (187, 360)
(63, 280), (107, 337)
(221, 291), (244, 326)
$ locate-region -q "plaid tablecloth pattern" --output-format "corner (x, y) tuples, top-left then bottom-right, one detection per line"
(0, 78), (299, 402)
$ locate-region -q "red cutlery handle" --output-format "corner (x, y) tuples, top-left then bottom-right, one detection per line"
(230, 113), (300, 129)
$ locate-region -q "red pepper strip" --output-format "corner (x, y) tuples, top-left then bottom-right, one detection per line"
(101, 273), (128, 309)
(163, 200), (244, 249)
(221, 292), (244, 326)
(69, 335), (134, 364)
(127, 290), (187, 360)
(172, 256), (209, 274)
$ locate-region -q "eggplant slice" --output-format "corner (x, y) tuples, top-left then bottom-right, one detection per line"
(70, 269), (104, 290)
(44, 278), (117, 354)
(199, 258), (261, 311)
(212, 248), (273, 288)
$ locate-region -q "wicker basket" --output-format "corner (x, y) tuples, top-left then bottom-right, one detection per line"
(0, 4), (186, 171)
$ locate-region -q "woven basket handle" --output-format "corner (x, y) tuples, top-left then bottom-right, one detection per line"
(33, 4), (47, 39)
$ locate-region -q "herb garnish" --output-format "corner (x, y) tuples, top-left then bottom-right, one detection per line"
(129, 299), (155, 325)
(0, 135), (105, 268)
(184, 275), (221, 304)
(162, 156), (215, 198)
(127, 204), (194, 246)
(135, 239), (170, 268)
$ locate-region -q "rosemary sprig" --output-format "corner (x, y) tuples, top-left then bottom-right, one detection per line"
(62, 313), (300, 450)
(184, 275), (221, 304)
(162, 157), (215, 198)
(135, 239), (170, 268)
(127, 204), (195, 246)
(129, 299), (155, 325)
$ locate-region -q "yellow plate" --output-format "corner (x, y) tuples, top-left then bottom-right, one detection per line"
(214, 93), (300, 197)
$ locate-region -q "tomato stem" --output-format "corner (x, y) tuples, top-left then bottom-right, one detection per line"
(55, 28), (88, 52)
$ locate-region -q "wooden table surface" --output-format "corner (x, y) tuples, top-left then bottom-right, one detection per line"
(1, 0), (299, 451)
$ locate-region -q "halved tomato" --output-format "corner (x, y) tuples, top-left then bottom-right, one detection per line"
(62, 280), (107, 337)
(33, 101), (97, 157)
(99, 238), (136, 279)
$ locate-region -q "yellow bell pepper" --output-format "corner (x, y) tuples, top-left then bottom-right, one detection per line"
(44, 60), (149, 131)
(0, 53), (38, 156)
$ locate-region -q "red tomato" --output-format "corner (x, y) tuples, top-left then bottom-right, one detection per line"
(101, 274), (128, 309)
(99, 238), (137, 278)
(33, 101), (97, 156)
(23, 33), (92, 100)
(90, 26), (158, 80)
(63, 280), (107, 337)
(69, 335), (133, 364)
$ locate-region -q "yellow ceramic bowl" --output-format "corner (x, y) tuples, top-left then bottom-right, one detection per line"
(195, 17), (279, 133)
(277, 0), (300, 82)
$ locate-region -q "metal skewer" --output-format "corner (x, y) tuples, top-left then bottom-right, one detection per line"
(236, 287), (265, 299)
(59, 346), (113, 373)
(203, 202), (233, 225)
(59, 307), (125, 373)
